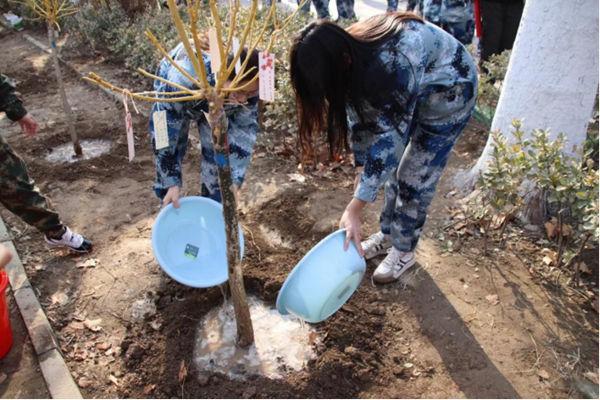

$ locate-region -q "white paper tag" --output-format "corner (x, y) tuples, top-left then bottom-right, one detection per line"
(125, 113), (135, 162)
(259, 52), (275, 102)
(208, 27), (221, 74)
(153, 110), (169, 150)
(232, 37), (242, 74)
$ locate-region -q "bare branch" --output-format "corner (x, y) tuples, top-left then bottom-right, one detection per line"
(225, 0), (259, 80)
(84, 75), (206, 103)
(136, 68), (196, 94)
(166, 0), (210, 90)
(145, 29), (203, 89)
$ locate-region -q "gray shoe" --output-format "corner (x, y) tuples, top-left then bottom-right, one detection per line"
(373, 248), (415, 283)
(361, 232), (392, 260)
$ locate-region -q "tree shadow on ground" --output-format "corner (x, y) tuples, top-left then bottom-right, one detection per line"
(391, 262), (523, 399)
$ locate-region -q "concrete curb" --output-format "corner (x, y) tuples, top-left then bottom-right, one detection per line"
(22, 33), (150, 118)
(0, 217), (83, 399)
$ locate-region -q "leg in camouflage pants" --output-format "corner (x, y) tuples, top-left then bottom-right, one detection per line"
(0, 135), (64, 236)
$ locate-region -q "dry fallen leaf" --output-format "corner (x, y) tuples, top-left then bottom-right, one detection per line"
(76, 259), (99, 269)
(583, 371), (599, 385)
(486, 294), (499, 305)
(51, 292), (69, 306)
(593, 300), (599, 314)
(287, 173), (306, 183)
(545, 218), (557, 239)
(78, 377), (94, 388)
(83, 318), (103, 332)
(538, 370), (550, 380)
(109, 374), (119, 387)
(178, 361), (187, 384)
(150, 321), (162, 331)
(143, 384), (156, 394)
(67, 321), (85, 330)
(542, 256), (554, 266)
(577, 262), (591, 275)
(0, 372), (7, 385)
(97, 342), (111, 351)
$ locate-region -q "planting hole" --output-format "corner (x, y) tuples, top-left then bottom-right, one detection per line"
(194, 297), (318, 378)
(45, 140), (111, 163)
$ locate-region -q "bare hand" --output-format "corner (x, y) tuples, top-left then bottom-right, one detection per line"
(18, 113), (39, 138)
(163, 186), (180, 208)
(339, 199), (366, 258)
(0, 244), (13, 271)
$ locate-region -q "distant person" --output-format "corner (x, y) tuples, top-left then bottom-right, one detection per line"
(479, 0), (524, 66)
(297, 0), (355, 20)
(0, 75), (93, 253)
(422, 0), (475, 45)
(387, 0), (423, 14)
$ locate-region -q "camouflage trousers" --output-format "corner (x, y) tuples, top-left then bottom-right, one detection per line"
(0, 135), (63, 235)
(432, 19), (475, 45)
(264, 0), (354, 19)
(379, 112), (473, 252)
(297, 0), (355, 20)
(388, 0), (422, 12)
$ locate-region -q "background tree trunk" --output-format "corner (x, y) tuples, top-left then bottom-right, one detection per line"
(463, 0), (599, 189)
(207, 93), (254, 348)
(48, 26), (83, 157)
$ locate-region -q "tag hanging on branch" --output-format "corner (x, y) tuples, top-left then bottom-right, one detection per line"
(122, 90), (139, 162)
(153, 110), (169, 150)
(232, 37), (242, 74)
(209, 27), (222, 74)
(259, 52), (275, 102)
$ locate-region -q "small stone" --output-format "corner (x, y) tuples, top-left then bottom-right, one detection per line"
(120, 340), (132, 352)
(125, 344), (144, 360)
(524, 224), (539, 232)
(357, 369), (370, 382)
(242, 386), (257, 399)
(344, 346), (358, 357)
(197, 372), (210, 387)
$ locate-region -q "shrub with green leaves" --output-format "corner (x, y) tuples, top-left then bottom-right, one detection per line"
(474, 50), (510, 127)
(477, 119), (599, 274)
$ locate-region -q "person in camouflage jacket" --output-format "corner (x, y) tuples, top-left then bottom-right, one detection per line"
(0, 74), (92, 253)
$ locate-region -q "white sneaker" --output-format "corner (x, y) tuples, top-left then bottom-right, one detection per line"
(45, 227), (93, 253)
(361, 232), (392, 260)
(372, 248), (415, 283)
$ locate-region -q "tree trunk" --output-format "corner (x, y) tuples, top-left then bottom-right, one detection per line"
(462, 0), (599, 192)
(48, 26), (83, 157)
(206, 93), (254, 348)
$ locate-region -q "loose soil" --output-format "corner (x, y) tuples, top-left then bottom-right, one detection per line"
(0, 28), (598, 399)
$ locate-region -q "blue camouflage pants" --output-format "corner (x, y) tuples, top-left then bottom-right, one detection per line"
(433, 19), (475, 45)
(380, 113), (472, 252)
(387, 0), (422, 12)
(198, 119), (258, 203)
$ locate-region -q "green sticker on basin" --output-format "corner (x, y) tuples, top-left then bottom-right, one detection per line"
(184, 244), (199, 260)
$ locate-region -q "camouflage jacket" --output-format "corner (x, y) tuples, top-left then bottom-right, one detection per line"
(423, 0), (474, 23)
(0, 74), (27, 121)
(349, 20), (478, 203)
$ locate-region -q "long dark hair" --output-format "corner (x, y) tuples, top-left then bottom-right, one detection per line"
(290, 12), (423, 156)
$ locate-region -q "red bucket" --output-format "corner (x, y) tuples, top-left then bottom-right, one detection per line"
(0, 270), (13, 359)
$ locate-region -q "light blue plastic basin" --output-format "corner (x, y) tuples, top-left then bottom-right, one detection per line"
(151, 196), (244, 288)
(276, 229), (366, 323)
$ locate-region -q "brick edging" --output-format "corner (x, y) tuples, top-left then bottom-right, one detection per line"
(0, 217), (83, 399)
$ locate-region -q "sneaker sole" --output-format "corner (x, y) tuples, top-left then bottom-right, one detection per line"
(45, 240), (93, 254)
(373, 257), (416, 284)
(365, 247), (391, 260)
